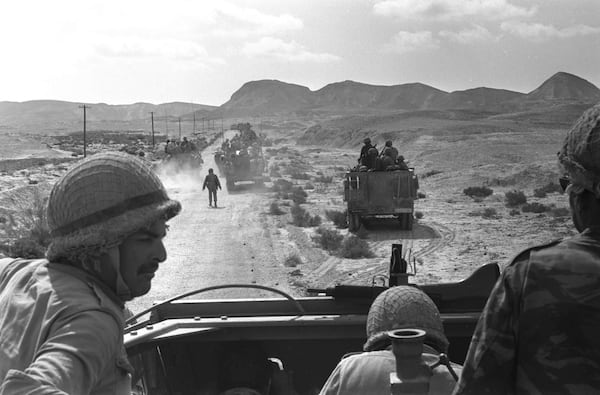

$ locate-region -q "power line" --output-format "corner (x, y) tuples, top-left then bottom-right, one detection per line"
(78, 105), (91, 157)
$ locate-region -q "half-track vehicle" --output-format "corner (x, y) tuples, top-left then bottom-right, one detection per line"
(125, 244), (499, 395)
(344, 168), (419, 231)
(219, 125), (269, 190)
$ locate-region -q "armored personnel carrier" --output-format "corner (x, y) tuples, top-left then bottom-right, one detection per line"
(125, 245), (498, 395)
(344, 167), (419, 231)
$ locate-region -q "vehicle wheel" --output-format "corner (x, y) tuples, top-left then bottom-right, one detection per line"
(348, 212), (361, 232)
(226, 179), (235, 191)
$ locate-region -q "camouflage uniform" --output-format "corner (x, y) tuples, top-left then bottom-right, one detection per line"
(454, 228), (600, 394)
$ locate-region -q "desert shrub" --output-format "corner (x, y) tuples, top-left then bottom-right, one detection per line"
(315, 175), (334, 183)
(291, 186), (308, 204)
(312, 226), (343, 252)
(422, 170), (442, 178)
(269, 202), (285, 215)
(269, 168), (282, 178)
(550, 207), (570, 217)
(482, 208), (498, 219)
(509, 208), (521, 216)
(291, 204), (321, 227)
(463, 186), (493, 198)
(415, 211), (424, 219)
(284, 253), (303, 267)
(417, 192), (426, 199)
(339, 235), (374, 259)
(304, 182), (315, 190)
(272, 178), (294, 193)
(0, 190), (50, 259)
(533, 189), (546, 198)
(536, 181), (563, 195)
(325, 209), (348, 229)
(505, 190), (527, 207)
(522, 202), (549, 213)
(355, 226), (369, 240)
(290, 171), (310, 180)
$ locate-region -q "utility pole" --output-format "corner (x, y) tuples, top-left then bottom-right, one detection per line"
(79, 104), (90, 157)
(150, 112), (155, 148)
(193, 112), (196, 134)
(178, 117), (182, 140)
(165, 114), (168, 137)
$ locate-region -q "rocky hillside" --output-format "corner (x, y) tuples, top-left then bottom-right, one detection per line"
(219, 72), (600, 117)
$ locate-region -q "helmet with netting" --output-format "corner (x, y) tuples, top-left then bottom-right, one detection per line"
(558, 104), (600, 197)
(46, 151), (181, 261)
(364, 285), (448, 353)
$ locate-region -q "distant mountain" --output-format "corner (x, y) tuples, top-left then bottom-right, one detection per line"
(526, 72), (600, 101)
(1, 71), (599, 134)
(313, 81), (446, 111)
(218, 80), (313, 117)
(0, 100), (216, 128)
(219, 72), (599, 116)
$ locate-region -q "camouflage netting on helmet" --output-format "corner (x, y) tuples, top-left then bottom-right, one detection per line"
(558, 104), (600, 197)
(364, 285), (448, 353)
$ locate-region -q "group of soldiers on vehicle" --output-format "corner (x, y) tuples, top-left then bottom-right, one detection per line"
(356, 137), (408, 172)
(165, 136), (197, 155)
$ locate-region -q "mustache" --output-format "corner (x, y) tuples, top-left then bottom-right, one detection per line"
(137, 263), (159, 274)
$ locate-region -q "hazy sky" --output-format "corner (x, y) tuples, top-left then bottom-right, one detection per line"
(1, 0), (599, 106)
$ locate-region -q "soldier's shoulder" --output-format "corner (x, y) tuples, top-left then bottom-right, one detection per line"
(508, 238), (564, 266)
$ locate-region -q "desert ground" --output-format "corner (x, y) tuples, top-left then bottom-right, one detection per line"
(0, 116), (577, 315)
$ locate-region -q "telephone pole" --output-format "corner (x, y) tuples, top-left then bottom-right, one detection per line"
(79, 105), (90, 157)
(178, 117), (182, 140)
(150, 112), (155, 148)
(193, 112), (196, 134)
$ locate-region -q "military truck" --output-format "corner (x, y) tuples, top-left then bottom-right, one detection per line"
(125, 244), (499, 395)
(221, 148), (267, 190)
(344, 168), (419, 231)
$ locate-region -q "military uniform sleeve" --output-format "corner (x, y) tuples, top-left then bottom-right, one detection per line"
(1, 310), (122, 395)
(453, 253), (529, 395)
(318, 360), (343, 395)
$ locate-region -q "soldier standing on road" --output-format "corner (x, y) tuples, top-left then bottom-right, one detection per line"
(454, 103), (600, 394)
(0, 151), (181, 394)
(203, 168), (222, 208)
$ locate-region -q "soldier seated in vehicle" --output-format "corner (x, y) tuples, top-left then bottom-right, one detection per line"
(319, 286), (461, 395)
(396, 155), (409, 170)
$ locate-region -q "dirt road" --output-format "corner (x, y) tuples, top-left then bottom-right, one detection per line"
(127, 142), (297, 314)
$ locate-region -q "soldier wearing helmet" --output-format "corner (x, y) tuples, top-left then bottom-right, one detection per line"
(0, 152), (181, 394)
(319, 286), (461, 395)
(456, 104), (600, 394)
(358, 137), (374, 167)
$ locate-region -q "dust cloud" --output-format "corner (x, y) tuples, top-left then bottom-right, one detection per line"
(154, 161), (205, 193)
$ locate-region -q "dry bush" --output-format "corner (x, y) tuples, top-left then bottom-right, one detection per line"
(463, 186), (493, 198)
(284, 253), (303, 267)
(339, 235), (374, 259)
(550, 207), (570, 217)
(291, 204), (321, 227)
(422, 170), (442, 178)
(272, 178), (294, 193)
(522, 202), (549, 213)
(291, 187), (308, 204)
(505, 190), (527, 207)
(312, 226), (343, 252)
(0, 188), (50, 258)
(417, 192), (426, 199)
(269, 202), (285, 215)
(415, 211), (424, 219)
(325, 209), (348, 229)
(315, 175), (334, 183)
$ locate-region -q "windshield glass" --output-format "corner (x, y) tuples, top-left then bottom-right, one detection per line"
(0, 2), (594, 319)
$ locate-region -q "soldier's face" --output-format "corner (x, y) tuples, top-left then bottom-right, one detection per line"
(119, 219), (168, 298)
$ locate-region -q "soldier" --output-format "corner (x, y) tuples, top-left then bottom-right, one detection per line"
(380, 140), (399, 162)
(454, 103), (600, 394)
(320, 286), (461, 395)
(358, 137), (373, 166)
(0, 152), (181, 394)
(203, 168), (222, 208)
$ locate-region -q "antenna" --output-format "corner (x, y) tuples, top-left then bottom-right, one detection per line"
(78, 104), (91, 157)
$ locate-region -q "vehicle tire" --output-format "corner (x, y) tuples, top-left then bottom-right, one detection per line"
(348, 212), (361, 232)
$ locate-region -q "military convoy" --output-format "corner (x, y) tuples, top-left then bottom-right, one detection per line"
(125, 245), (499, 395)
